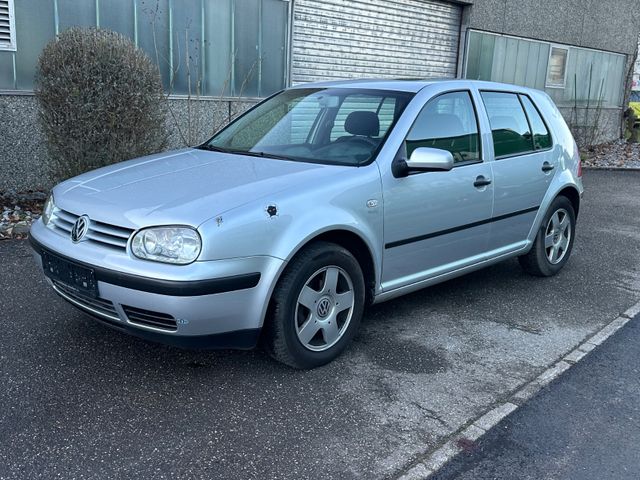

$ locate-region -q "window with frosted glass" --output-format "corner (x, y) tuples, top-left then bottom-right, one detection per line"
(170, 0), (203, 95)
(2, 0), (288, 96)
(134, 0), (171, 89)
(203, 0), (232, 96)
(99, 0), (135, 38)
(546, 47), (568, 87)
(14, 0), (55, 89)
(260, 0), (288, 97)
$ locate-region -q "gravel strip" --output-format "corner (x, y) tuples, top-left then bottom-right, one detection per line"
(0, 191), (46, 240)
(582, 139), (640, 168)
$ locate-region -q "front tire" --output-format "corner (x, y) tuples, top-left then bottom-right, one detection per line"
(519, 196), (576, 277)
(263, 241), (365, 369)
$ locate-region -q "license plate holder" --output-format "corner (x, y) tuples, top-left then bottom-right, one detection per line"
(42, 250), (98, 298)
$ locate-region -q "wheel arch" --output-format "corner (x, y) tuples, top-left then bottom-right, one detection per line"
(524, 181), (582, 253)
(268, 228), (378, 314)
(556, 185), (581, 218)
(307, 230), (377, 306)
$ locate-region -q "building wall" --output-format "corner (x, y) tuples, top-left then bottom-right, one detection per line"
(465, 0), (638, 56)
(0, 94), (256, 193)
(463, 0), (640, 143)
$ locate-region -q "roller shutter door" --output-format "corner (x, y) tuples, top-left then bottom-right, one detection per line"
(291, 0), (462, 84)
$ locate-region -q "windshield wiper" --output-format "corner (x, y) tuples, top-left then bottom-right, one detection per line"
(195, 144), (228, 153)
(197, 144), (296, 162)
(238, 150), (297, 162)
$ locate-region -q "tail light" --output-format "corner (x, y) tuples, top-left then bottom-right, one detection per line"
(574, 142), (582, 177)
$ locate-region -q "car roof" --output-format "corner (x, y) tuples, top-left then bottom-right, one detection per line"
(289, 78), (445, 93)
(289, 78), (542, 95)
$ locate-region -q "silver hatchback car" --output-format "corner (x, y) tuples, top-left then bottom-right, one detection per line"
(30, 79), (583, 368)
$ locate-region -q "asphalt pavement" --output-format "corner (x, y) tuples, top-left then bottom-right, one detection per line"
(1, 170), (639, 479)
(433, 312), (640, 480)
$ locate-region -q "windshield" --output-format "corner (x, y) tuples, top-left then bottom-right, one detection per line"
(203, 88), (414, 166)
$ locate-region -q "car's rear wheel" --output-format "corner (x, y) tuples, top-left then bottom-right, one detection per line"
(518, 196), (576, 277)
(263, 241), (365, 369)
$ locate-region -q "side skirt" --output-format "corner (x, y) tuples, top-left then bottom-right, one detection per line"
(374, 241), (530, 304)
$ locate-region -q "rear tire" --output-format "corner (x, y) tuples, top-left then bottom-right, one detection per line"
(519, 196), (576, 277)
(263, 241), (365, 369)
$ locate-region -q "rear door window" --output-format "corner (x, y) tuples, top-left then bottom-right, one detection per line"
(519, 95), (552, 150)
(480, 91), (534, 158)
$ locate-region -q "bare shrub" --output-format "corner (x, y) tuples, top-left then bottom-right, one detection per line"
(35, 27), (168, 181)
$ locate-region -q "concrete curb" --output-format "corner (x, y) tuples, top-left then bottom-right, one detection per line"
(396, 298), (640, 480)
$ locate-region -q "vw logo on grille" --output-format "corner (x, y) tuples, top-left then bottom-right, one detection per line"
(71, 215), (90, 243)
(316, 297), (332, 318)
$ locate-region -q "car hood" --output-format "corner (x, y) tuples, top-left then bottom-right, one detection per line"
(54, 148), (351, 228)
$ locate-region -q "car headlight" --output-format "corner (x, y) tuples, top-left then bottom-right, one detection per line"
(42, 193), (55, 225)
(131, 226), (202, 264)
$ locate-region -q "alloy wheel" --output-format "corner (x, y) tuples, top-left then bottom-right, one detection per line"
(295, 266), (355, 352)
(544, 208), (571, 264)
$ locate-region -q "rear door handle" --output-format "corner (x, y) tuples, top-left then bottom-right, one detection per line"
(474, 175), (492, 188)
(542, 162), (555, 172)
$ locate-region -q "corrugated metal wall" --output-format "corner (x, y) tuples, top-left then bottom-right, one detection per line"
(291, 0), (462, 84)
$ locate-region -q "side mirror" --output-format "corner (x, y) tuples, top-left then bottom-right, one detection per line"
(394, 147), (454, 177)
(406, 147), (454, 172)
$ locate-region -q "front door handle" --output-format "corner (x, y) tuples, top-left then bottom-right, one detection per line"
(542, 162), (555, 172)
(474, 175), (492, 188)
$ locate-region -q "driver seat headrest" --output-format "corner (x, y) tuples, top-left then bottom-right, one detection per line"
(344, 111), (380, 137)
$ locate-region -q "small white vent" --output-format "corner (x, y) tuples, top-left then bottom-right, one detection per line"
(0, 0), (16, 52)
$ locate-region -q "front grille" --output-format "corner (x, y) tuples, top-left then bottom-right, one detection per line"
(52, 280), (120, 321)
(50, 208), (134, 251)
(122, 305), (177, 331)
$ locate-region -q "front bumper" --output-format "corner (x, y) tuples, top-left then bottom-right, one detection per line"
(30, 221), (285, 349)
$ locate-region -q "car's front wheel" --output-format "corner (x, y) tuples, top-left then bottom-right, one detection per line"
(519, 195), (576, 277)
(263, 241), (365, 369)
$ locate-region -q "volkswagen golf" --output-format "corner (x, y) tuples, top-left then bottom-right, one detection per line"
(30, 79), (583, 368)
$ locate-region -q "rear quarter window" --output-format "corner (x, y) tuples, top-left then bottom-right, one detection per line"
(519, 95), (552, 150)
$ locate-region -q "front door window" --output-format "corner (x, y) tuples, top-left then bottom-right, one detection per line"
(405, 91), (481, 164)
